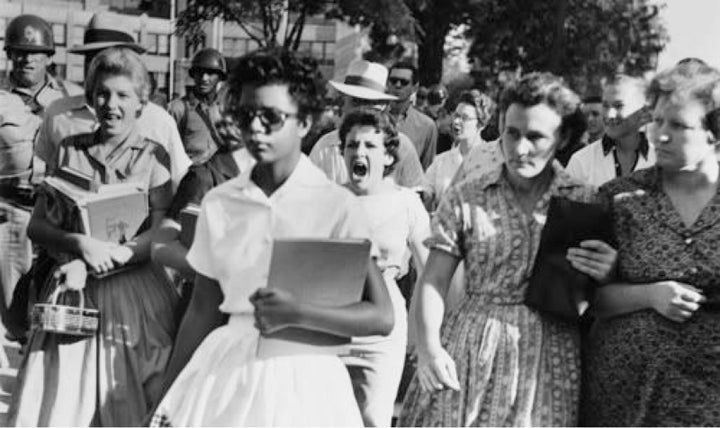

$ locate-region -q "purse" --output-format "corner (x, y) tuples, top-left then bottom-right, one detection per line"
(31, 283), (99, 337)
(525, 196), (612, 322)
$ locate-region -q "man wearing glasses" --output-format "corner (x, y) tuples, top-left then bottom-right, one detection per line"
(388, 62), (438, 170)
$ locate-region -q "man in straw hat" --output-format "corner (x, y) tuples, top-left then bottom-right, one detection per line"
(34, 11), (191, 188)
(309, 59), (425, 189)
(0, 14), (85, 340)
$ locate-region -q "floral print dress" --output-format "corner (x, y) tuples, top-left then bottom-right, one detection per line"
(582, 166), (720, 426)
(399, 162), (595, 427)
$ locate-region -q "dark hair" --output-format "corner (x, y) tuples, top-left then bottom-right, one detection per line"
(648, 61), (720, 139)
(427, 83), (448, 105)
(582, 95), (603, 104)
(456, 89), (496, 129)
(390, 60), (418, 84)
(338, 107), (400, 176)
(225, 48), (326, 123)
(500, 72), (580, 139)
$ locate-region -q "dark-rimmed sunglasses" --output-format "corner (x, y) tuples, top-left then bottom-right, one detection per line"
(388, 77), (412, 87)
(231, 106), (299, 132)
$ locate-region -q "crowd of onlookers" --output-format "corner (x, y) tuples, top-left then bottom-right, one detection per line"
(1, 9), (720, 428)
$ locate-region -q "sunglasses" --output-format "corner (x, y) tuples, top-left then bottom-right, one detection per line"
(388, 77), (412, 87)
(231, 106), (299, 132)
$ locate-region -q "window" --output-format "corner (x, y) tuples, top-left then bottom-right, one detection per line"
(67, 64), (84, 83)
(146, 34), (158, 54)
(0, 18), (7, 40)
(71, 26), (85, 50)
(157, 34), (169, 55)
(155, 72), (168, 89)
(52, 23), (66, 46)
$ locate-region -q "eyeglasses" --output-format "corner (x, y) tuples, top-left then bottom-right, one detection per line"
(231, 106), (299, 132)
(452, 112), (479, 122)
(388, 77), (412, 87)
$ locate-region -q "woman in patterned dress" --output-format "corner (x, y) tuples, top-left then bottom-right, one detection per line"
(582, 61), (720, 426)
(399, 72), (617, 427)
(9, 47), (178, 426)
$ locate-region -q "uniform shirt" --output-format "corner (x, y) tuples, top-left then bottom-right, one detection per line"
(168, 91), (224, 165)
(395, 105), (438, 170)
(186, 155), (373, 314)
(0, 75), (83, 179)
(35, 94), (191, 189)
(309, 129), (426, 189)
(565, 134), (656, 187)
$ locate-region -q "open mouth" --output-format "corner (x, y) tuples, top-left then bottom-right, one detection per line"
(351, 159), (368, 178)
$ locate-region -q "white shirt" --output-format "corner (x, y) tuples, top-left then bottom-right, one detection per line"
(308, 129), (427, 189)
(187, 155), (372, 314)
(565, 136), (656, 187)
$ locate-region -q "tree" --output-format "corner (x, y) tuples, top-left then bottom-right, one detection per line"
(468, 0), (669, 96)
(176, 0), (332, 51)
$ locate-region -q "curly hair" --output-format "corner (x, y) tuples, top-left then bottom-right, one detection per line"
(648, 61), (720, 139)
(457, 89), (496, 129)
(85, 47), (150, 106)
(500, 72), (580, 139)
(225, 48), (327, 122)
(338, 107), (400, 176)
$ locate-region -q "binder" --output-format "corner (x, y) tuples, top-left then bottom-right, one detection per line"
(256, 238), (371, 358)
(178, 203), (201, 248)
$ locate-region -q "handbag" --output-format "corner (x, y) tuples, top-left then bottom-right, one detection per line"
(525, 196), (612, 322)
(31, 282), (99, 337)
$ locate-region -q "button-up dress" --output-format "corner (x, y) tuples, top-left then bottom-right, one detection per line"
(400, 162), (595, 426)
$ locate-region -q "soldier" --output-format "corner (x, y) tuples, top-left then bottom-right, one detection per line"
(0, 14), (83, 339)
(168, 48), (227, 164)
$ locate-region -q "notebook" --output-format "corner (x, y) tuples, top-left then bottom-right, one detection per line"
(256, 238), (371, 358)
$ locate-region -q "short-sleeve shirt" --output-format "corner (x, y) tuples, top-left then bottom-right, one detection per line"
(308, 129), (427, 189)
(565, 135), (656, 187)
(36, 95), (191, 188)
(186, 155), (373, 314)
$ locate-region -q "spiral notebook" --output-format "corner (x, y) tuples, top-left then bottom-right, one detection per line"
(256, 238), (371, 358)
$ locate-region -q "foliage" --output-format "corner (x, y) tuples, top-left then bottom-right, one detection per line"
(176, 0), (330, 50)
(468, 0), (669, 96)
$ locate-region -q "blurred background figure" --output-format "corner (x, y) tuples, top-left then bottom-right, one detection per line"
(581, 94), (605, 144)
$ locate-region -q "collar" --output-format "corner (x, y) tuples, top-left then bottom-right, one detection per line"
(230, 154), (328, 193)
(476, 159), (585, 192)
(8, 73), (63, 96)
(601, 132), (650, 159)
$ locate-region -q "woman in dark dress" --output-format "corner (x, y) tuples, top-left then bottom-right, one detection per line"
(583, 61), (720, 426)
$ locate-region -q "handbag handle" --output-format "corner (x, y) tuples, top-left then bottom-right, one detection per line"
(50, 283), (85, 311)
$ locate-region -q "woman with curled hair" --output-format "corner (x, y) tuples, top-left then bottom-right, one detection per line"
(338, 108), (430, 426)
(399, 72), (616, 426)
(582, 62), (720, 426)
(424, 90), (496, 211)
(9, 47), (178, 426)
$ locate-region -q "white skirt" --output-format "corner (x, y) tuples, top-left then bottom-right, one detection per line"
(151, 314), (363, 427)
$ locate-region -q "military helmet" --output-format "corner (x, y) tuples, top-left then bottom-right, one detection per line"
(4, 14), (55, 54)
(189, 48), (227, 79)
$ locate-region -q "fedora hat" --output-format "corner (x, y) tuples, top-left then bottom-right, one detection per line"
(69, 12), (145, 54)
(329, 60), (397, 101)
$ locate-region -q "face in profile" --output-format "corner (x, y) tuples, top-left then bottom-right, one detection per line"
(650, 95), (716, 171)
(582, 102), (605, 138)
(602, 82), (648, 139)
(342, 125), (393, 194)
(235, 83), (309, 165)
(501, 102), (562, 180)
(93, 73), (144, 139)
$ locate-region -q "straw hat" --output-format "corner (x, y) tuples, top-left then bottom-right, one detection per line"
(68, 12), (145, 54)
(329, 60), (397, 101)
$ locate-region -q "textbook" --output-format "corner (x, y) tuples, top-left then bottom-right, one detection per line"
(178, 203), (201, 248)
(43, 169), (148, 245)
(256, 238), (371, 358)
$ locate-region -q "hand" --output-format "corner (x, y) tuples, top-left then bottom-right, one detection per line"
(216, 114), (244, 148)
(650, 280), (706, 323)
(249, 287), (300, 334)
(416, 345), (460, 393)
(110, 245), (134, 266)
(78, 236), (119, 275)
(54, 259), (87, 290)
(567, 240), (617, 283)
(627, 105), (653, 131)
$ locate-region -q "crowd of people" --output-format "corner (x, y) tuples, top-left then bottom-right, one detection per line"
(1, 9), (720, 428)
